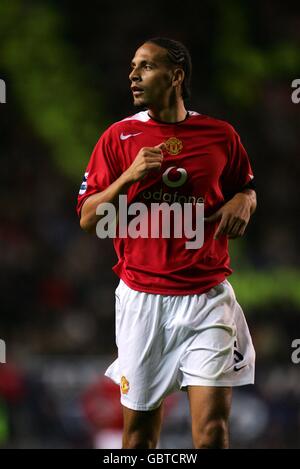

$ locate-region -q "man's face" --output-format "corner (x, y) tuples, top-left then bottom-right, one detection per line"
(129, 43), (175, 108)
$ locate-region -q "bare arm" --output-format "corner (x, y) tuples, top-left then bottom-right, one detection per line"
(80, 143), (165, 233)
(80, 173), (132, 233)
(205, 188), (257, 240)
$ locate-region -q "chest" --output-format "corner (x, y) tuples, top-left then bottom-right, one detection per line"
(120, 131), (228, 193)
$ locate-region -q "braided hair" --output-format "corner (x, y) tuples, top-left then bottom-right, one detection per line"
(145, 37), (192, 100)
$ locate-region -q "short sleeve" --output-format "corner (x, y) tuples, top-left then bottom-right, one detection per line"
(76, 129), (122, 217)
(221, 125), (254, 199)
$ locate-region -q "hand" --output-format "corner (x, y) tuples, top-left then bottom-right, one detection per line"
(205, 192), (253, 240)
(124, 143), (165, 183)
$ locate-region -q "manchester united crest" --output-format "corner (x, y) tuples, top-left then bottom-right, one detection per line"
(120, 376), (130, 394)
(165, 137), (183, 155)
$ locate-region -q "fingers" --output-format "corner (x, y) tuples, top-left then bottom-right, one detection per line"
(227, 220), (247, 238)
(146, 162), (163, 170)
(154, 142), (166, 151)
(128, 143), (166, 183)
(142, 143), (165, 155)
(214, 216), (229, 240)
(139, 144), (164, 168)
(205, 210), (248, 240)
(204, 210), (224, 239)
(204, 210), (221, 224)
(215, 217), (248, 240)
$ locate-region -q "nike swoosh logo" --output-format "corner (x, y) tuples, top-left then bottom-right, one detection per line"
(120, 132), (142, 140)
(234, 364), (247, 372)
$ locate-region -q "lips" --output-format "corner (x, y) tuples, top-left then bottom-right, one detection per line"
(131, 85), (144, 92)
(131, 85), (144, 96)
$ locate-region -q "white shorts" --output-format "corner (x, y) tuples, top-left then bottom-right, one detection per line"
(105, 279), (255, 411)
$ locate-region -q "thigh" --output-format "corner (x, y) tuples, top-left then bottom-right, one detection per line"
(109, 282), (182, 410)
(122, 403), (164, 449)
(179, 282), (255, 388)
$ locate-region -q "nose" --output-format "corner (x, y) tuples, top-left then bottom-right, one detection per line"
(129, 67), (141, 83)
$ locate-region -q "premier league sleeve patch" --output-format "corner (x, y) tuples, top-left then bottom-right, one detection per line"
(79, 172), (89, 195)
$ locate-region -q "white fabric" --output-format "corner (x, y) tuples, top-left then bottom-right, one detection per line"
(105, 279), (255, 411)
(121, 111), (150, 122)
(120, 110), (200, 122)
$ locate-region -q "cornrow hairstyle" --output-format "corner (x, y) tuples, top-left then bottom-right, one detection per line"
(145, 37), (192, 100)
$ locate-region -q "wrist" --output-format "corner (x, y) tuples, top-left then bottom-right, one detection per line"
(234, 189), (256, 213)
(234, 191), (251, 202)
(119, 170), (135, 189)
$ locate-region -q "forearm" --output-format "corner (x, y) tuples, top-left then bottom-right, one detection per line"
(79, 143), (164, 233)
(80, 172), (132, 233)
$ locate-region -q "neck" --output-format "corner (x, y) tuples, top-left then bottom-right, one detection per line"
(148, 98), (187, 123)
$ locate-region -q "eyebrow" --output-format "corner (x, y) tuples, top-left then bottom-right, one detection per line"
(130, 59), (157, 67)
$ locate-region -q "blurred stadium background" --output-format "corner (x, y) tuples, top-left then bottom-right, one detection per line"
(0, 0), (300, 449)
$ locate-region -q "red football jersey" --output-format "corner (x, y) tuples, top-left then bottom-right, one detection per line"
(77, 111), (254, 295)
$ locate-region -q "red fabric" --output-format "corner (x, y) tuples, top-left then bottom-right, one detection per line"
(81, 378), (123, 430)
(0, 364), (25, 402)
(77, 111), (253, 295)
(81, 377), (179, 430)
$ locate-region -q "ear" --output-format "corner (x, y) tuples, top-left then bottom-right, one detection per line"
(172, 68), (185, 88)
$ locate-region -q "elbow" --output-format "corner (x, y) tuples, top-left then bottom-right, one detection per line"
(79, 198), (97, 233)
(79, 216), (87, 232)
(79, 215), (95, 234)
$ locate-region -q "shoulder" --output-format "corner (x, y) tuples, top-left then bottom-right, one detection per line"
(98, 111), (150, 143)
(109, 111), (150, 132)
(189, 111), (237, 137)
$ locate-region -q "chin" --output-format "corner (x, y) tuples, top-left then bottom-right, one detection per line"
(133, 97), (147, 107)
